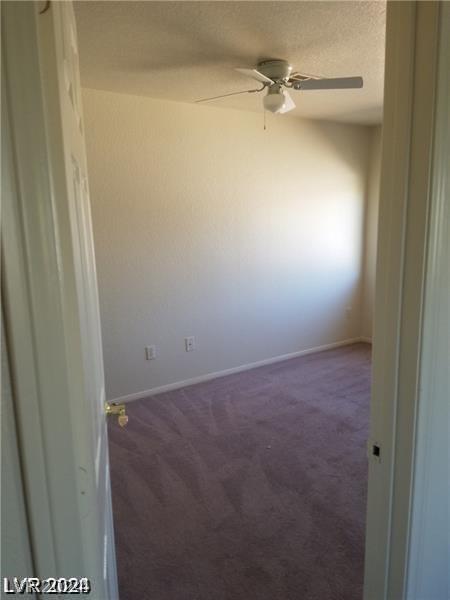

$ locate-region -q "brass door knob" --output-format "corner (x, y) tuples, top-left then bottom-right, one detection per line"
(105, 402), (129, 427)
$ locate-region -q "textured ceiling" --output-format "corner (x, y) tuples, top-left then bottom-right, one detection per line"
(75, 1), (386, 125)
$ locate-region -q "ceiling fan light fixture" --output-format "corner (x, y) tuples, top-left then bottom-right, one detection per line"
(263, 87), (286, 113)
(196, 59), (363, 114)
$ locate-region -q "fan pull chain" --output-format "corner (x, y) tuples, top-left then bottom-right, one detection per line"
(264, 109), (267, 131)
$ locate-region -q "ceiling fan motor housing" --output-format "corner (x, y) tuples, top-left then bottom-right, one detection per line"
(258, 59), (293, 82)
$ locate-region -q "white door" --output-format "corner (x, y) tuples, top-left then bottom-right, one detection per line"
(2, 2), (118, 597)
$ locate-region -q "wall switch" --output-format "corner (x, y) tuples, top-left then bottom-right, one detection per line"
(185, 336), (196, 352)
(145, 345), (156, 360)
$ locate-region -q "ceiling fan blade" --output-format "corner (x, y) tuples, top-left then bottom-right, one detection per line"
(195, 87), (263, 103)
(293, 76), (363, 90)
(279, 90), (296, 114)
(235, 68), (274, 84)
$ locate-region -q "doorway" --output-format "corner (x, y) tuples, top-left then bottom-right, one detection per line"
(75, 2), (384, 598)
(3, 2), (447, 600)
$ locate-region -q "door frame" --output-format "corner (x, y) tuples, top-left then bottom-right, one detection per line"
(2, 1), (446, 598)
(364, 2), (445, 599)
(2, 2), (118, 594)
(2, 1), (67, 577)
(406, 3), (450, 594)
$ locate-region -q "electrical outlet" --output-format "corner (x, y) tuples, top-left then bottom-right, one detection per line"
(145, 345), (156, 360)
(185, 336), (196, 352)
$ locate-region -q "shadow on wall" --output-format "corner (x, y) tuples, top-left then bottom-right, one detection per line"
(82, 88), (373, 399)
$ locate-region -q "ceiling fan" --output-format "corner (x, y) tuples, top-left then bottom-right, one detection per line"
(195, 59), (363, 114)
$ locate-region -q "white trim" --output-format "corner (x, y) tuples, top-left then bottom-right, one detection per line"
(360, 336), (373, 344)
(406, 4), (449, 596)
(2, 3), (63, 575)
(364, 3), (442, 599)
(111, 337), (363, 404)
(2, 2), (118, 594)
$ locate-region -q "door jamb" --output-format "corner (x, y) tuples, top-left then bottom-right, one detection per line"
(2, 0), (106, 583)
(3, 0), (445, 595)
(364, 2), (442, 598)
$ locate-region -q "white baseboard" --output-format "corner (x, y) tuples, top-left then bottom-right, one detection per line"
(111, 337), (364, 404)
(360, 336), (373, 344)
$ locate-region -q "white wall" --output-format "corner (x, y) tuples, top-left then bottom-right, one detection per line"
(362, 125), (382, 340)
(407, 3), (449, 596)
(407, 196), (450, 598)
(83, 88), (372, 400)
